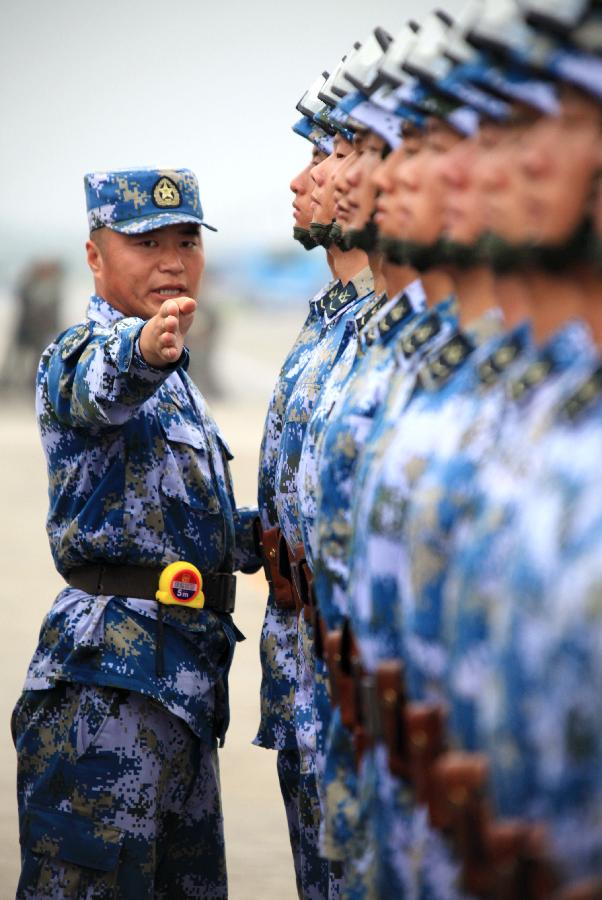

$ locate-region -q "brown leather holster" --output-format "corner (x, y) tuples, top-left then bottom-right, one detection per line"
(289, 550), (316, 625)
(485, 820), (559, 900)
(432, 751), (492, 894)
(277, 535), (304, 613)
(339, 619), (362, 732)
(325, 629), (343, 708)
(375, 660), (410, 779)
(323, 620), (370, 766)
(370, 657), (598, 900)
(253, 520), (295, 610)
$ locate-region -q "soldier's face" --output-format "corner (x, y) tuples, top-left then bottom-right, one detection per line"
(291, 148), (327, 230)
(519, 87), (602, 244)
(373, 144), (406, 238)
(592, 167), (602, 237)
(333, 145), (359, 226)
(311, 134), (354, 224)
(86, 224), (205, 320)
(476, 111), (537, 243)
(343, 131), (388, 232)
(440, 136), (487, 245)
(393, 119), (460, 244)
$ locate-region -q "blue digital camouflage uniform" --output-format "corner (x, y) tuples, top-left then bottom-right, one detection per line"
(404, 321), (532, 720)
(480, 361), (602, 883)
(294, 289), (389, 795)
(306, 282), (426, 869)
(294, 289), (415, 873)
(254, 276), (337, 893)
(444, 318), (596, 758)
(255, 277), (338, 748)
(347, 305), (509, 899)
(337, 295), (458, 896)
(14, 291), (259, 897)
(275, 267), (375, 900)
(443, 322), (602, 887)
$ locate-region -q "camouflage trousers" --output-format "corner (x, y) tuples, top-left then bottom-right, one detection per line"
(295, 615), (342, 900)
(368, 746), (463, 900)
(277, 747), (303, 895)
(12, 682), (226, 899)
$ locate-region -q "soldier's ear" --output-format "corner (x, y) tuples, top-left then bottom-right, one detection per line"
(86, 236), (103, 278)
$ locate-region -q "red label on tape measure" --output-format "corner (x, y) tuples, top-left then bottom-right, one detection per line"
(169, 568), (201, 603)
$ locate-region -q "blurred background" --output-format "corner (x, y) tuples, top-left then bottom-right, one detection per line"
(0, 0), (464, 894)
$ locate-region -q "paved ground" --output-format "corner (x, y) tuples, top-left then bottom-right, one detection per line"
(0, 303), (306, 898)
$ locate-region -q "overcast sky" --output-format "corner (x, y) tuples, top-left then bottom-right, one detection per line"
(0, 0), (464, 271)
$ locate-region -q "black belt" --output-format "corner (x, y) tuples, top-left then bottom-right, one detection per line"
(66, 565), (237, 614)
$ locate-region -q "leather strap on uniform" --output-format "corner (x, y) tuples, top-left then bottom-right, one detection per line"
(285, 541), (308, 616)
(339, 619), (361, 732)
(325, 629), (343, 708)
(313, 608), (327, 661)
(254, 522), (295, 610)
(375, 660), (410, 779)
(300, 561), (316, 624)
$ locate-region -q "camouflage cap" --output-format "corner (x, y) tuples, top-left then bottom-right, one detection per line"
(292, 116), (335, 154)
(84, 167), (217, 234)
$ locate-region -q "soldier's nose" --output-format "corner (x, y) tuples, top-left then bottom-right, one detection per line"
(158, 252), (185, 273)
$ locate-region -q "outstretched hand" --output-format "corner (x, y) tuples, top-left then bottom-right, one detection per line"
(139, 297), (197, 368)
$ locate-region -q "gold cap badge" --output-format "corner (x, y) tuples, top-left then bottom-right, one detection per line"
(152, 176), (181, 208)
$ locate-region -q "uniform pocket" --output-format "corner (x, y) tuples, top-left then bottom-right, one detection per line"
(75, 685), (121, 758)
(18, 804), (123, 898)
(158, 404), (220, 513)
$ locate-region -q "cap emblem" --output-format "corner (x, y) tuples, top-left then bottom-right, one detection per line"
(153, 176), (181, 208)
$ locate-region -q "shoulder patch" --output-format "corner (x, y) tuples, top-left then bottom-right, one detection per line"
(59, 322), (94, 361)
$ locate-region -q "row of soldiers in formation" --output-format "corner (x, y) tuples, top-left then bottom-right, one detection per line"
(253, 0), (602, 897)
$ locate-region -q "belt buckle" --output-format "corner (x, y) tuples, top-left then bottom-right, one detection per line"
(156, 561), (205, 609)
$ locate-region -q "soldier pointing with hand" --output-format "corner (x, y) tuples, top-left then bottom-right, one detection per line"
(12, 167), (259, 897)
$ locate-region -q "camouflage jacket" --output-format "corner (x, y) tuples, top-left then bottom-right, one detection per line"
(254, 278), (339, 750)
(312, 281), (426, 631)
(346, 295), (459, 668)
(254, 270), (375, 750)
(25, 294), (259, 744)
(446, 321), (602, 882)
(275, 267), (375, 551)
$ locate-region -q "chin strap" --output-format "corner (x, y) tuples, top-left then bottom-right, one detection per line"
(293, 226), (319, 251)
(402, 238), (450, 272)
(377, 235), (408, 266)
(439, 238), (483, 270)
(340, 219), (379, 253)
(309, 221), (336, 248)
(478, 219), (595, 275)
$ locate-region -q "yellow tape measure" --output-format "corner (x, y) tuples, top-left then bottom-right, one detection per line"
(156, 562), (205, 608)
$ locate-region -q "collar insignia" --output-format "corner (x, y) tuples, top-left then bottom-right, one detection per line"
(509, 355), (555, 402)
(419, 332), (474, 390)
(317, 282), (342, 314)
(478, 335), (524, 387)
(356, 293), (389, 332)
(559, 365), (602, 422)
(378, 294), (413, 342)
(400, 313), (441, 359)
(324, 284), (357, 318)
